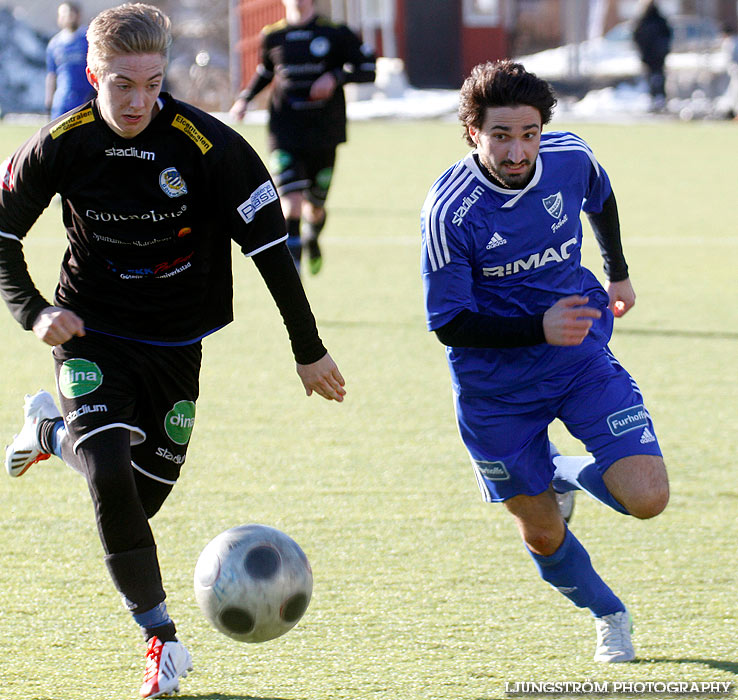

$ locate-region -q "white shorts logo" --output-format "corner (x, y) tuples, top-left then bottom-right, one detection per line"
(238, 181), (278, 224)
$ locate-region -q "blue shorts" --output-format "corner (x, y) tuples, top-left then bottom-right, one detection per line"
(454, 348), (663, 502)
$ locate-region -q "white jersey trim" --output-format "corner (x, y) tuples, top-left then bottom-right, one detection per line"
(463, 150), (544, 209)
(131, 459), (178, 485)
(423, 160), (475, 271)
(243, 233), (288, 257)
(539, 133), (600, 175)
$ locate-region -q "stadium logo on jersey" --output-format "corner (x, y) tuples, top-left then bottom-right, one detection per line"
(482, 236), (577, 278)
(156, 446), (185, 465)
(159, 167), (188, 198)
(310, 36), (331, 57)
(59, 358), (103, 398)
(486, 232), (507, 249)
(105, 146), (155, 161)
(452, 185), (485, 226)
(0, 157), (13, 191)
(172, 114), (213, 154)
(50, 108), (95, 139)
(238, 181), (278, 224)
(66, 403), (108, 423)
(474, 459), (510, 481)
(606, 404), (648, 436)
(165, 400), (196, 445)
(542, 191), (564, 219)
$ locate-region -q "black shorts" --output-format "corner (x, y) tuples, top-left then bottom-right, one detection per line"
(52, 333), (202, 484)
(268, 143), (337, 206)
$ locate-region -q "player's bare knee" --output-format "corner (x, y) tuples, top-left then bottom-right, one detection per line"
(627, 483), (669, 519)
(522, 528), (564, 557)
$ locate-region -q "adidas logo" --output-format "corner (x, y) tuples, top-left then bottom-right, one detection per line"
(486, 232), (507, 249)
(640, 427), (656, 444)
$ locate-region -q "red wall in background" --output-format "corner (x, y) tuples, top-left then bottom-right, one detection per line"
(236, 0), (284, 91)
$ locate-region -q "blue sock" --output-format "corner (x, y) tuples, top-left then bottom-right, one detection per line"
(133, 602), (172, 632)
(51, 421), (65, 459)
(552, 455), (630, 515)
(527, 528), (625, 617)
(576, 462), (630, 515)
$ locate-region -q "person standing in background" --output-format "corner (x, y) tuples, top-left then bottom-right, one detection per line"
(632, 0), (673, 112)
(46, 2), (95, 119)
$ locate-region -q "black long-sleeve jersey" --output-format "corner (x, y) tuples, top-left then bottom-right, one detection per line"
(0, 94), (322, 354)
(240, 15), (376, 149)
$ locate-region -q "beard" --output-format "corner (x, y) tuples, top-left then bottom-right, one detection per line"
(478, 153), (534, 189)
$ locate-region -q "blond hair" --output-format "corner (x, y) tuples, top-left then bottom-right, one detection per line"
(87, 3), (171, 76)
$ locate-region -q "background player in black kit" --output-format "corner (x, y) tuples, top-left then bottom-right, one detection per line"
(229, 0), (376, 275)
(0, 4), (345, 698)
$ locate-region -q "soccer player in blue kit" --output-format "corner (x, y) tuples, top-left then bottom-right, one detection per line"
(421, 61), (669, 662)
(46, 2), (96, 119)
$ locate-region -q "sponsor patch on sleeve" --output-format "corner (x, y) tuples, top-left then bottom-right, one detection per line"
(237, 181), (278, 224)
(172, 114), (213, 154)
(50, 108), (95, 139)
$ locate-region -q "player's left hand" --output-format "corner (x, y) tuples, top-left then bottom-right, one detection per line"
(606, 278), (636, 318)
(309, 72), (338, 101)
(296, 352), (346, 402)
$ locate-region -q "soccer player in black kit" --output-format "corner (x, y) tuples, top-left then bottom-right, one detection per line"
(0, 4), (345, 697)
(229, 0), (376, 275)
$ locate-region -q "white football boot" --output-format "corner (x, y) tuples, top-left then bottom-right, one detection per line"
(5, 390), (61, 478)
(594, 610), (635, 662)
(140, 637), (193, 698)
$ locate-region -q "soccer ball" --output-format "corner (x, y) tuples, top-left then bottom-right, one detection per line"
(194, 524), (313, 643)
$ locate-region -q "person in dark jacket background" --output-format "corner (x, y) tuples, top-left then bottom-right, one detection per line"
(633, 0), (673, 111)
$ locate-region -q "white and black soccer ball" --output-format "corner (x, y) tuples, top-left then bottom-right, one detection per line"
(194, 524), (313, 643)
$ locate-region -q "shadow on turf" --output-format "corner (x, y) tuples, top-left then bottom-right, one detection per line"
(636, 658), (738, 675)
(173, 695), (295, 700)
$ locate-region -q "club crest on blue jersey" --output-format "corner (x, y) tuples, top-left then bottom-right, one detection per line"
(159, 167), (188, 198)
(542, 191), (564, 219)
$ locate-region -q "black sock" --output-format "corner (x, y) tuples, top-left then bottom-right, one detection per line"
(144, 620), (178, 643)
(37, 417), (63, 454)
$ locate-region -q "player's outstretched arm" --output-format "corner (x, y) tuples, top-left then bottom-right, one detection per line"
(229, 97), (249, 122)
(605, 278), (635, 317)
(543, 296), (602, 346)
(296, 353), (346, 402)
(32, 306), (85, 346)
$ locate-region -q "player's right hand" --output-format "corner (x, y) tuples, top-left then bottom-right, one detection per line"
(296, 352), (346, 402)
(32, 306), (85, 346)
(542, 296), (601, 346)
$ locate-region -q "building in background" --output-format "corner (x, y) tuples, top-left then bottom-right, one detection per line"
(231, 0), (736, 91)
(1, 0), (735, 114)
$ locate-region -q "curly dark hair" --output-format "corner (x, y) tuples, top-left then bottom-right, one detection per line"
(458, 60), (557, 146)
